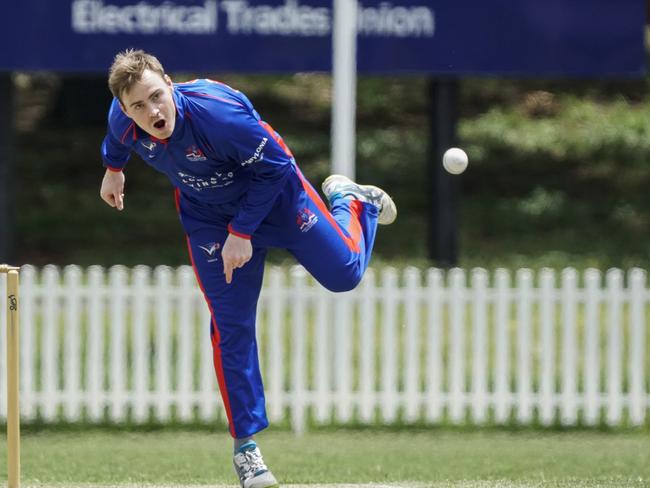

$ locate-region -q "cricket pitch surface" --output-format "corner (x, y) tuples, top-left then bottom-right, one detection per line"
(16, 483), (642, 488)
(18, 485), (422, 488)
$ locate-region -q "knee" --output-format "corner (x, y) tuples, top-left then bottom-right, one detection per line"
(319, 269), (362, 293)
(211, 313), (257, 347)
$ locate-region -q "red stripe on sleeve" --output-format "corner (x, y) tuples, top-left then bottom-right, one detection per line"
(257, 120), (294, 158)
(120, 122), (135, 144)
(227, 224), (252, 240)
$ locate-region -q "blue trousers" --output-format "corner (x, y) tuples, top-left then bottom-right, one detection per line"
(175, 166), (379, 437)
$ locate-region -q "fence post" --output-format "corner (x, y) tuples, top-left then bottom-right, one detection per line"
(628, 268), (646, 426)
(359, 268), (376, 423)
(154, 266), (173, 422)
(539, 268), (556, 426)
(177, 266), (196, 422)
(334, 278), (353, 424)
(426, 268), (443, 422)
(63, 265), (82, 421)
(560, 268), (578, 426)
(290, 266), (307, 434)
(494, 268), (511, 424)
(605, 269), (623, 426)
(471, 268), (488, 424)
(198, 284), (217, 422)
(132, 265), (151, 423)
(404, 267), (421, 422)
(42, 265), (60, 421)
(314, 279), (332, 424)
(516, 268), (533, 424)
(583, 268), (601, 426)
(109, 266), (128, 422)
(87, 266), (105, 422)
(19, 265), (36, 420)
(381, 267), (398, 422)
(267, 267), (284, 423)
(449, 268), (466, 424)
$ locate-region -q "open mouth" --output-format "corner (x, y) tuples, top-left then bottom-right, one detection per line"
(153, 119), (166, 130)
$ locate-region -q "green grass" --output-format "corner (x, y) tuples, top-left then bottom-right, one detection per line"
(0, 428), (648, 486)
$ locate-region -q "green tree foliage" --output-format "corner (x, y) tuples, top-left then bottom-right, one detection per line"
(12, 74), (650, 268)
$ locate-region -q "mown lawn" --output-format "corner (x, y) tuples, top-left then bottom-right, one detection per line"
(0, 427), (648, 486)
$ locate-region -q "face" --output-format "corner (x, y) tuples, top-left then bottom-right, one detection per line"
(120, 69), (176, 139)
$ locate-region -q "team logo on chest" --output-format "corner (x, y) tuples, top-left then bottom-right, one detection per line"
(141, 140), (158, 158)
(141, 140), (156, 151)
(185, 145), (207, 162)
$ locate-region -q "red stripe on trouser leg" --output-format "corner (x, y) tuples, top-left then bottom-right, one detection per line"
(210, 325), (237, 437)
(177, 192), (236, 437)
(347, 200), (364, 250)
(295, 170), (361, 253)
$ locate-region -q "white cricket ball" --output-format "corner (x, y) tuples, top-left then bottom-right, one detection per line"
(442, 147), (469, 175)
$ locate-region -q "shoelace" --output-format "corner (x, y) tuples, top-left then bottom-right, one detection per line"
(331, 184), (383, 209)
(235, 448), (268, 480)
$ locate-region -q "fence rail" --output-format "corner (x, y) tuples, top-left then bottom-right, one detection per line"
(1, 265), (648, 431)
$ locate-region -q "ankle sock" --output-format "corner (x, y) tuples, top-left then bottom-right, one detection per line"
(234, 437), (255, 453)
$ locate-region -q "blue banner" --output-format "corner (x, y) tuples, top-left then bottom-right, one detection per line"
(0, 0), (645, 76)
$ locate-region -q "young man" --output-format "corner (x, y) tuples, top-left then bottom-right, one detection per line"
(100, 49), (396, 488)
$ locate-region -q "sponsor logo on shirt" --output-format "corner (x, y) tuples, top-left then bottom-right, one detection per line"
(198, 242), (220, 262)
(178, 171), (234, 191)
(186, 145), (207, 162)
(296, 207), (318, 233)
(242, 137), (267, 166)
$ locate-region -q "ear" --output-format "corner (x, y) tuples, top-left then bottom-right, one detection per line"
(164, 74), (173, 88)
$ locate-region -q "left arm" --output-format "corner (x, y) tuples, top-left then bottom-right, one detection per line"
(217, 110), (295, 283)
(225, 115), (294, 238)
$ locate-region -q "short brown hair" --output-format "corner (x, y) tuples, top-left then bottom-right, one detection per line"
(108, 49), (166, 100)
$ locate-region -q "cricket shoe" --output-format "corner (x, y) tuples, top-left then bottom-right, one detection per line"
(233, 441), (279, 488)
(322, 174), (397, 225)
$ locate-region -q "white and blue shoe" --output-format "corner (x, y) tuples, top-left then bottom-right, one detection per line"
(322, 174), (397, 225)
(233, 441), (279, 488)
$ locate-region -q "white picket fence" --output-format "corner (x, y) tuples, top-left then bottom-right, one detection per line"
(0, 265), (648, 431)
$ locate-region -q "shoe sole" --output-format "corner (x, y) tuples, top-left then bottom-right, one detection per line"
(321, 174), (349, 195)
(246, 482), (279, 488)
(241, 470), (279, 488)
(242, 479), (279, 488)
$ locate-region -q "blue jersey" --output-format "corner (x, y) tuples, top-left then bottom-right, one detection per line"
(101, 79), (296, 238)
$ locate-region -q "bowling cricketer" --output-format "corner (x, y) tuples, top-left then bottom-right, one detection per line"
(99, 49), (396, 488)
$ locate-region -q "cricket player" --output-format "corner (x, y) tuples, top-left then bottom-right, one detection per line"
(99, 49), (396, 488)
